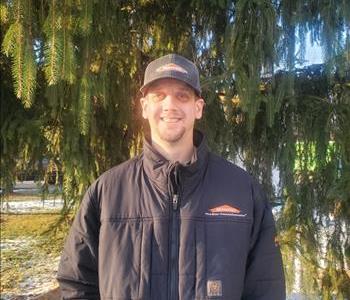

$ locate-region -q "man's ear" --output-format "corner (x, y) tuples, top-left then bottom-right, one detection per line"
(195, 98), (205, 119)
(140, 97), (148, 119)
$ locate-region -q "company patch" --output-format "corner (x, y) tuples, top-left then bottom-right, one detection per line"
(207, 280), (222, 297)
(205, 204), (247, 217)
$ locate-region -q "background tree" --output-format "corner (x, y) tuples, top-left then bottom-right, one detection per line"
(1, 0), (349, 297)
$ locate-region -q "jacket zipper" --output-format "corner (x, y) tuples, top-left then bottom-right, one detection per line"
(168, 165), (181, 300)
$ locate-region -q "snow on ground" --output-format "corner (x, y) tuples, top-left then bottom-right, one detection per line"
(0, 181), (62, 195)
(1, 259), (60, 299)
(1, 182), (62, 298)
(1, 199), (64, 213)
(15, 255), (60, 298)
(1, 238), (60, 299)
(0, 238), (33, 251)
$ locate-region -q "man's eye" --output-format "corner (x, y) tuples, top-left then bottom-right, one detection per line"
(150, 93), (165, 102)
(177, 92), (190, 102)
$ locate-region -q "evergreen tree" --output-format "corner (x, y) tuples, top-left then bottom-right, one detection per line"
(1, 0), (349, 297)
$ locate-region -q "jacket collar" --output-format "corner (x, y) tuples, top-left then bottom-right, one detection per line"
(142, 130), (209, 194)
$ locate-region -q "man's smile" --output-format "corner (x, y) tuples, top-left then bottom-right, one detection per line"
(160, 116), (182, 123)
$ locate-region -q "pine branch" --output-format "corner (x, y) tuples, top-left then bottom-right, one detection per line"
(22, 38), (37, 108)
(1, 23), (17, 56)
(78, 0), (93, 36)
(61, 0), (76, 84)
(20, 0), (37, 108)
(43, 0), (63, 85)
(12, 22), (24, 100)
(61, 32), (76, 84)
(78, 74), (91, 136)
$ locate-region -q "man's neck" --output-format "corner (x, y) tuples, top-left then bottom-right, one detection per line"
(151, 139), (195, 165)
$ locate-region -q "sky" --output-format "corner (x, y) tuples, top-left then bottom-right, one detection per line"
(298, 32), (324, 66)
(303, 41), (324, 65)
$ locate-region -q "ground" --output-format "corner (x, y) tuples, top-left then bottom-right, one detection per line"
(1, 189), (67, 299)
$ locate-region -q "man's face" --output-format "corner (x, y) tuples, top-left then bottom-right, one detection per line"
(140, 78), (204, 146)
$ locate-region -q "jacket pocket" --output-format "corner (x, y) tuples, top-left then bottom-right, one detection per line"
(196, 218), (252, 299)
(98, 218), (154, 299)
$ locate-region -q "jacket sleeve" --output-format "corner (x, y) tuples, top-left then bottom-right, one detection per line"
(57, 183), (101, 299)
(241, 180), (286, 300)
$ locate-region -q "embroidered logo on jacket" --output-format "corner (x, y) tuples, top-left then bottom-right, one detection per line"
(207, 280), (222, 297)
(205, 204), (247, 217)
(156, 63), (188, 74)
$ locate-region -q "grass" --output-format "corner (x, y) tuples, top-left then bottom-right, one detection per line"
(0, 213), (70, 295)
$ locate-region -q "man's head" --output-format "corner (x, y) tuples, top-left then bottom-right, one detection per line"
(140, 54), (202, 97)
(140, 54), (205, 148)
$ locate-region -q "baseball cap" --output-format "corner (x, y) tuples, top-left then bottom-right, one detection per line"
(140, 54), (201, 96)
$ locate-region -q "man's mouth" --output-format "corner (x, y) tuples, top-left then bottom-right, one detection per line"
(161, 117), (182, 123)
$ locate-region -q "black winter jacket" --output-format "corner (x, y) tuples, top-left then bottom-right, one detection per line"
(57, 131), (285, 299)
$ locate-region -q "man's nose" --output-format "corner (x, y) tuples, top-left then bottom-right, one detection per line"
(162, 94), (178, 110)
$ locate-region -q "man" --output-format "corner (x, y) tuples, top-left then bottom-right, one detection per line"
(57, 54), (285, 299)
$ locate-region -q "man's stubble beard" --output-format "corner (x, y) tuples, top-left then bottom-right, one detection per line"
(155, 125), (186, 144)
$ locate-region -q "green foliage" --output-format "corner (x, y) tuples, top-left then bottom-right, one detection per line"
(78, 74), (92, 135)
(1, 0), (37, 107)
(43, 0), (63, 86)
(225, 0), (277, 130)
(60, 0), (77, 84)
(1, 0), (349, 297)
(77, 0), (93, 36)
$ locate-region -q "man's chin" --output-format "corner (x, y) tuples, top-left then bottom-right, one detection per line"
(158, 129), (186, 144)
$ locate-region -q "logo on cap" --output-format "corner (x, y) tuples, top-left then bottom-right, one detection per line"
(156, 63), (188, 74)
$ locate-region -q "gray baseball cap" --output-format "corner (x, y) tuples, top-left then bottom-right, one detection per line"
(140, 54), (201, 96)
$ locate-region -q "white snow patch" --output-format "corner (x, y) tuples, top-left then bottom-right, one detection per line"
(15, 255), (60, 297)
(0, 238), (35, 251)
(1, 199), (64, 213)
(1, 237), (60, 299)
